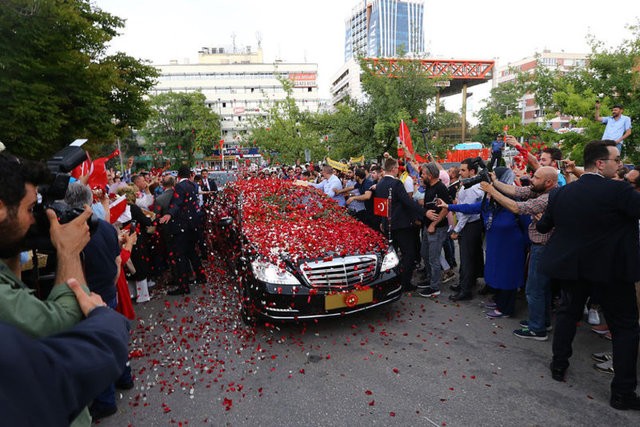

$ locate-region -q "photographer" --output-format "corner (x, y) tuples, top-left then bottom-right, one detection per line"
(437, 167), (528, 318)
(480, 167), (558, 340)
(448, 158), (485, 302)
(0, 152), (107, 426)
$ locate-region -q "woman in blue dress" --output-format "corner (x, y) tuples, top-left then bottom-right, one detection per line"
(437, 167), (529, 318)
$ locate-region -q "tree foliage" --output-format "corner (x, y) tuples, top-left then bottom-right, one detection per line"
(475, 22), (640, 163)
(358, 58), (441, 155)
(250, 79), (326, 164)
(0, 0), (157, 159)
(141, 91), (220, 166)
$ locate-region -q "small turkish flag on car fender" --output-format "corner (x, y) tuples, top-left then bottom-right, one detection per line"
(373, 197), (389, 217)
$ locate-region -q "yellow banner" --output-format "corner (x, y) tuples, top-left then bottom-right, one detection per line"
(326, 157), (349, 172)
(349, 155), (365, 164)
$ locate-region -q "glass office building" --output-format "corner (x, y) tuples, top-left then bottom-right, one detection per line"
(345, 0), (424, 61)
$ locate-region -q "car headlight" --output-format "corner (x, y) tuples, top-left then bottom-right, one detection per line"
(380, 248), (399, 272)
(251, 260), (301, 285)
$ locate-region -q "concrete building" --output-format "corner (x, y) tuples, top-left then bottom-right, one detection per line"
(493, 50), (589, 126)
(152, 46), (321, 168)
(329, 59), (365, 106)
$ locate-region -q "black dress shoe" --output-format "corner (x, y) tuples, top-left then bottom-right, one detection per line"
(549, 362), (567, 382)
(449, 292), (472, 302)
(89, 402), (117, 420)
(610, 392), (640, 410)
(167, 287), (190, 296)
(115, 379), (134, 390)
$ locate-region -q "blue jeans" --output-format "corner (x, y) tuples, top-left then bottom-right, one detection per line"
(94, 297), (132, 407)
(526, 244), (552, 333)
(422, 227), (448, 291)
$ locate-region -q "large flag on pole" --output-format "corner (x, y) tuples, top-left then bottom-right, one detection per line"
(397, 120), (413, 159)
(397, 120), (427, 163)
(88, 149), (119, 189)
(70, 149), (119, 189)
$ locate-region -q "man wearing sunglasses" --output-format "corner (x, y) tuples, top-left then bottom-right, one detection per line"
(537, 140), (640, 410)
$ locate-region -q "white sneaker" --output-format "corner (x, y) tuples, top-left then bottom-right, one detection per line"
(588, 308), (601, 325)
(147, 280), (156, 288)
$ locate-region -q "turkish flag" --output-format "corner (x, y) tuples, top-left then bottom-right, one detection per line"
(88, 149), (119, 190)
(397, 120), (414, 159)
(373, 197), (389, 217)
(108, 195), (128, 224)
(71, 152), (93, 180)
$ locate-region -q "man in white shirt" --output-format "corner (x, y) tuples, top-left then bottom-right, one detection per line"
(311, 165), (346, 206)
(449, 158), (485, 301)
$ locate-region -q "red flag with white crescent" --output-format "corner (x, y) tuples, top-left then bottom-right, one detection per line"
(108, 195), (128, 224)
(397, 120), (414, 159)
(373, 197), (389, 217)
(88, 149), (119, 190)
(71, 151), (93, 180)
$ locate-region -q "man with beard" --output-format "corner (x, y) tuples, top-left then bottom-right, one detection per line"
(481, 166), (558, 340)
(0, 152), (110, 426)
(448, 159), (484, 302)
(374, 158), (425, 292)
(537, 140), (640, 410)
(596, 102), (632, 154)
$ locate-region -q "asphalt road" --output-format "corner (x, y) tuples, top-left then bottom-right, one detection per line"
(100, 270), (639, 427)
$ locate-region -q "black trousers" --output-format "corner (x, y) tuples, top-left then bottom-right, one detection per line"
(458, 220), (484, 295)
(173, 228), (203, 291)
(391, 227), (419, 288)
(552, 279), (639, 394)
(489, 151), (502, 170)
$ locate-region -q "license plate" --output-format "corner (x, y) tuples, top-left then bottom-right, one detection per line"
(325, 288), (373, 311)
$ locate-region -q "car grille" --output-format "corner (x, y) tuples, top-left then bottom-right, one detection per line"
(300, 255), (378, 290)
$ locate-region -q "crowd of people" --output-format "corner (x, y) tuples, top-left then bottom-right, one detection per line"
(0, 153), (217, 423)
(1, 101), (638, 423)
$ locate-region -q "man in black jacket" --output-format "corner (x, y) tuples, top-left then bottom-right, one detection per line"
(538, 139), (640, 410)
(374, 158), (424, 291)
(160, 166), (205, 295)
(199, 168), (218, 204)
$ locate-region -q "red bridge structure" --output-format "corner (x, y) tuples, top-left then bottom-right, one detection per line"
(362, 58), (495, 142)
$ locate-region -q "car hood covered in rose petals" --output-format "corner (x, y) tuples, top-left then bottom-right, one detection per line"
(219, 178), (388, 263)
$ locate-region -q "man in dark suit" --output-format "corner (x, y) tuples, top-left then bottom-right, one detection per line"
(200, 168), (218, 204)
(374, 158), (425, 291)
(159, 166), (205, 295)
(537, 140), (640, 410)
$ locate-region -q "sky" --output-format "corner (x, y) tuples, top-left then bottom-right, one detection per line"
(96, 0), (640, 115)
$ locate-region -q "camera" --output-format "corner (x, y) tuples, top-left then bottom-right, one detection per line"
(27, 144), (99, 250)
(460, 157), (491, 189)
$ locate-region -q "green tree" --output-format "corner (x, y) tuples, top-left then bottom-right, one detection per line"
(250, 79), (325, 164)
(477, 24), (640, 163)
(141, 91), (220, 166)
(0, 0), (157, 159)
(359, 57), (441, 155)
